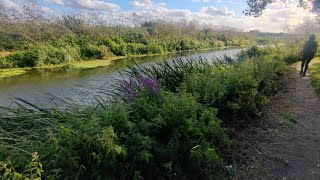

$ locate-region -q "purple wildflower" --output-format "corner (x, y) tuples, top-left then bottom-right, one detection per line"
(122, 79), (139, 100)
(121, 75), (160, 100)
(136, 75), (160, 93)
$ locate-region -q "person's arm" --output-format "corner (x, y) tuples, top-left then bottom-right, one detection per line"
(299, 47), (304, 57)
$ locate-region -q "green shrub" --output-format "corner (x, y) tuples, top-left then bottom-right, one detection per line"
(0, 32), (29, 51)
(40, 45), (68, 65)
(125, 47), (288, 127)
(105, 38), (128, 56)
(127, 43), (148, 55)
(0, 57), (14, 68)
(3, 50), (40, 68)
(146, 43), (163, 54)
(0, 90), (232, 179)
(80, 44), (105, 59)
(0, 46), (291, 179)
(0, 152), (43, 180)
(64, 45), (81, 62)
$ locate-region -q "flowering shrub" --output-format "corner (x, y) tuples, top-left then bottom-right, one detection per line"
(121, 75), (160, 100)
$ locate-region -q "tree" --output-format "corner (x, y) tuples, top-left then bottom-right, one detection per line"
(244, 0), (320, 17)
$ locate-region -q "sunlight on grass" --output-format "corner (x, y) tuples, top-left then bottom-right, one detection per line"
(0, 69), (28, 78)
(69, 57), (124, 69)
(0, 51), (12, 58)
(0, 57), (126, 78)
(309, 58), (320, 98)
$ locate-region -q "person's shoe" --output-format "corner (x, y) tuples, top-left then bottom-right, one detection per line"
(303, 73), (306, 76)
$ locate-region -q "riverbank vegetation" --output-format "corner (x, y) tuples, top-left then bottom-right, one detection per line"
(0, 45), (301, 179)
(0, 0), (291, 70)
(309, 58), (320, 97)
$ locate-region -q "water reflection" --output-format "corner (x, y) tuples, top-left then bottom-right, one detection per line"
(0, 48), (241, 108)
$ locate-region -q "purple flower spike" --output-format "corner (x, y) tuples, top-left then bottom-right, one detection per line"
(137, 75), (160, 93)
(121, 75), (160, 101)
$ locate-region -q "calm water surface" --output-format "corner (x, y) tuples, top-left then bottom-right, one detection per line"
(0, 48), (241, 108)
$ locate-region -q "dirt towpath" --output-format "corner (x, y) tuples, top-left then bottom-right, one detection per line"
(236, 65), (320, 179)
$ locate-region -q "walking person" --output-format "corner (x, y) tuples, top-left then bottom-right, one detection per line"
(300, 34), (318, 76)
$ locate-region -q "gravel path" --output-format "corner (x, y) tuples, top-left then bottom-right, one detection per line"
(283, 71), (320, 179)
(236, 65), (320, 179)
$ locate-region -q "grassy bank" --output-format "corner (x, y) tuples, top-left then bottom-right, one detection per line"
(0, 15), (253, 70)
(0, 56), (124, 78)
(0, 45), (300, 179)
(1, 0), (288, 70)
(0, 47), (236, 79)
(309, 58), (320, 97)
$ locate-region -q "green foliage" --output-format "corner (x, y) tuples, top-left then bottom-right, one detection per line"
(0, 46), (291, 179)
(0, 18), (260, 69)
(0, 91), (232, 179)
(80, 44), (113, 59)
(126, 43), (148, 55)
(126, 46), (289, 127)
(0, 32), (29, 51)
(102, 92), (232, 179)
(310, 61), (320, 97)
(0, 44), (84, 68)
(0, 152), (43, 180)
(3, 50), (40, 68)
(240, 45), (301, 64)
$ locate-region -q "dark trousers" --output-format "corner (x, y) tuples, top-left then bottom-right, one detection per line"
(300, 54), (315, 76)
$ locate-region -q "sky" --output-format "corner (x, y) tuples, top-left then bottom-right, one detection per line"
(1, 0), (317, 32)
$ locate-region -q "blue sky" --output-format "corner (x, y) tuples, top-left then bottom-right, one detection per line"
(2, 0), (317, 32)
(115, 0), (245, 13)
(36, 0), (246, 16)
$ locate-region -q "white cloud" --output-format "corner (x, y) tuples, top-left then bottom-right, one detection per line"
(192, 0), (211, 2)
(123, 0), (316, 32)
(3, 0), (315, 32)
(41, 7), (54, 14)
(192, 0), (222, 3)
(49, 0), (120, 12)
(238, 1), (317, 32)
(0, 0), (22, 11)
(130, 0), (166, 10)
(200, 6), (235, 16)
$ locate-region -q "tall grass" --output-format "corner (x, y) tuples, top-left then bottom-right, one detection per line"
(0, 45), (294, 179)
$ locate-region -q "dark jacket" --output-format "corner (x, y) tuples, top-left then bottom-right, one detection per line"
(302, 40), (318, 61)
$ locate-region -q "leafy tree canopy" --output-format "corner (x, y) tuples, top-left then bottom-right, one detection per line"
(244, 0), (320, 17)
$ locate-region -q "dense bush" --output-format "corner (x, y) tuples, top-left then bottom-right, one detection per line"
(0, 32), (29, 51)
(0, 89), (232, 179)
(0, 45), (83, 68)
(125, 46), (288, 127)
(0, 18), (257, 69)
(240, 45), (301, 64)
(3, 50), (40, 68)
(0, 46), (291, 179)
(80, 44), (113, 60)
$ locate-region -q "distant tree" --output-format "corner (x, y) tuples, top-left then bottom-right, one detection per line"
(244, 0), (320, 17)
(249, 29), (261, 35)
(289, 18), (320, 35)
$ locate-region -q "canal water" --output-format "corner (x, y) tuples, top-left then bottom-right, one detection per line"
(0, 48), (241, 108)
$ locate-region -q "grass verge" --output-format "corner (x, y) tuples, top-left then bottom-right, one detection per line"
(309, 58), (320, 97)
